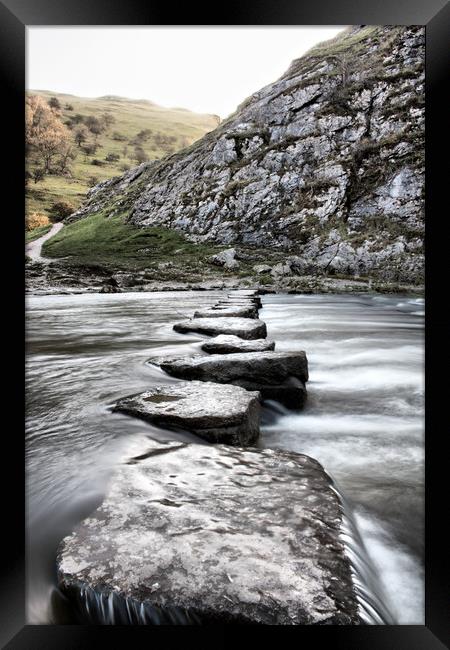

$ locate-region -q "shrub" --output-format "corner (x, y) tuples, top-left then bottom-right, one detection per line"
(105, 152), (120, 163)
(71, 113), (85, 125)
(91, 158), (105, 166)
(26, 212), (50, 231)
(50, 200), (75, 219)
(48, 96), (61, 111)
(32, 168), (46, 184)
(82, 143), (98, 157)
(133, 146), (147, 164)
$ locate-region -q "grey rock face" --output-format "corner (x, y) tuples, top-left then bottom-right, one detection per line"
(113, 382), (260, 446)
(70, 27), (424, 284)
(194, 305), (257, 319)
(57, 441), (360, 624)
(173, 317), (267, 340)
(271, 262), (292, 278)
(201, 334), (275, 354)
(148, 351), (309, 386)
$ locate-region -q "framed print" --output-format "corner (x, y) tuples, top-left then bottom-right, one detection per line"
(1, 0), (448, 647)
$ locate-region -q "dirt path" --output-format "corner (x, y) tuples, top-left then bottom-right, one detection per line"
(26, 222), (64, 262)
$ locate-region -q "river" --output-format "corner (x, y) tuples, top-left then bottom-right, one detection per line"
(25, 290), (424, 625)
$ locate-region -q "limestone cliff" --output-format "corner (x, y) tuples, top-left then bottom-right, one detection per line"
(69, 26), (425, 284)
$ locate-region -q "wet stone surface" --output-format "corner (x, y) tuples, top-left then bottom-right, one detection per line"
(148, 351), (309, 386)
(57, 440), (360, 625)
(173, 317), (267, 340)
(193, 305), (257, 319)
(113, 381), (261, 446)
(201, 334), (275, 354)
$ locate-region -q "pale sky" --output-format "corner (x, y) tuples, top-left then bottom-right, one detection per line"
(26, 27), (346, 118)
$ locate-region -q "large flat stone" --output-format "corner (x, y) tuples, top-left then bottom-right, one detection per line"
(201, 334), (275, 354)
(57, 441), (360, 625)
(148, 351), (308, 385)
(113, 382), (260, 446)
(173, 317), (267, 340)
(194, 305), (257, 319)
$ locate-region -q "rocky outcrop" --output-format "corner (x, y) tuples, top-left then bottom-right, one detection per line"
(69, 26), (424, 284)
(173, 317), (267, 340)
(209, 247), (239, 269)
(57, 440), (360, 624)
(113, 382), (260, 446)
(201, 334), (275, 354)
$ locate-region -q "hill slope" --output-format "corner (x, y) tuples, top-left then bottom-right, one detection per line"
(47, 26), (425, 286)
(26, 91), (219, 218)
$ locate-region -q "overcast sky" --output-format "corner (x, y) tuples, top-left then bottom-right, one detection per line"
(27, 27), (346, 118)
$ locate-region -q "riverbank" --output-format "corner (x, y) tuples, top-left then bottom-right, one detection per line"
(25, 258), (424, 296)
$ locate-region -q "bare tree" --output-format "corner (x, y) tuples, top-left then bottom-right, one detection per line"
(58, 144), (76, 175)
(74, 125), (89, 147)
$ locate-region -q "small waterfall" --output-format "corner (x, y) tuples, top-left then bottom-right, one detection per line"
(54, 583), (202, 625)
(329, 480), (396, 625)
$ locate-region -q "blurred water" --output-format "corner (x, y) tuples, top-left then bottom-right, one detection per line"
(25, 290), (424, 624)
(259, 293), (424, 624)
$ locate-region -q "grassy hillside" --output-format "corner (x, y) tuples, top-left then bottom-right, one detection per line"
(26, 91), (219, 219)
(42, 210), (220, 271)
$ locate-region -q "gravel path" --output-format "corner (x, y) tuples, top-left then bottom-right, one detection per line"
(26, 222), (64, 261)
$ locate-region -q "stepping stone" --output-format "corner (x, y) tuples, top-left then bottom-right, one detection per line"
(148, 351), (308, 388)
(194, 306), (257, 319)
(57, 441), (360, 625)
(238, 376), (307, 409)
(173, 317), (267, 340)
(217, 298), (262, 308)
(201, 334), (275, 354)
(113, 381), (260, 446)
(229, 289), (259, 297)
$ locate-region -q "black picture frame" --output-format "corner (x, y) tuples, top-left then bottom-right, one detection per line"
(2, 0), (448, 647)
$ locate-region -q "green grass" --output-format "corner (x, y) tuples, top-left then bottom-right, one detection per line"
(42, 211), (221, 271)
(26, 91), (219, 219)
(25, 224), (52, 242)
(305, 26), (382, 58)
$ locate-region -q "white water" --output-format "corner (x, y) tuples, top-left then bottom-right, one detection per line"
(259, 293), (424, 623)
(25, 290), (424, 624)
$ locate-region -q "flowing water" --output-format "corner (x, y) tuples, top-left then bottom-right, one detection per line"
(25, 290), (424, 625)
